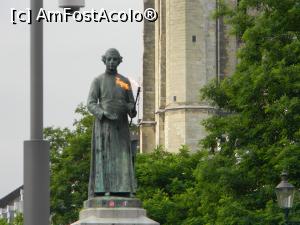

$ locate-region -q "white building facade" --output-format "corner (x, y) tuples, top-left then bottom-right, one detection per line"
(0, 186), (24, 223)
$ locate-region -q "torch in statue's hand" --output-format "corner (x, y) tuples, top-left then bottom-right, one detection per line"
(129, 87), (141, 126)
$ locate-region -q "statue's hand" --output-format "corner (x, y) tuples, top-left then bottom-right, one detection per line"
(130, 109), (137, 118)
(127, 104), (137, 118)
(103, 111), (118, 120)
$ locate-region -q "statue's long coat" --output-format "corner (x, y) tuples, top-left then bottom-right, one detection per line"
(87, 72), (136, 197)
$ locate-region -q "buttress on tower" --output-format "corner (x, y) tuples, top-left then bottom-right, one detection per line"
(140, 0), (238, 153)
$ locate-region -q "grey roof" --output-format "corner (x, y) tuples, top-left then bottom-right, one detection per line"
(0, 185), (23, 208)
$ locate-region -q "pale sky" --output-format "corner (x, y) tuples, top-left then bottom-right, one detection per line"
(0, 0), (144, 198)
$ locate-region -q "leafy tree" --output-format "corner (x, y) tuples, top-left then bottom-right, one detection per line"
(0, 213), (23, 225)
(46, 104), (93, 225)
(198, 0), (300, 224)
(136, 146), (204, 225)
(12, 213), (23, 225)
(0, 218), (8, 225)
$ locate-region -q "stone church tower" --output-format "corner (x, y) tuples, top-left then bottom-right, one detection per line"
(140, 0), (238, 153)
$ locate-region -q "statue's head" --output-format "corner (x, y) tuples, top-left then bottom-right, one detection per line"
(102, 48), (123, 72)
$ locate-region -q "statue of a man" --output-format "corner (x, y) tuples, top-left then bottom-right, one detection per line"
(87, 48), (137, 198)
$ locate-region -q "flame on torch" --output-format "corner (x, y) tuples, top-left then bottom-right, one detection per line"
(128, 77), (140, 88)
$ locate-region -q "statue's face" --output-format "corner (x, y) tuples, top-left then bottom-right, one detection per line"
(105, 52), (120, 71)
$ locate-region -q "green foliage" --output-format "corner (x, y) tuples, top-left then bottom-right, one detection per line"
(136, 146), (205, 225)
(0, 213), (23, 225)
(12, 213), (23, 225)
(198, 0), (300, 224)
(45, 104), (93, 225)
(0, 218), (8, 225)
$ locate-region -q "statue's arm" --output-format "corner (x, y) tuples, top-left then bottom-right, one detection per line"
(126, 81), (137, 118)
(87, 78), (104, 120)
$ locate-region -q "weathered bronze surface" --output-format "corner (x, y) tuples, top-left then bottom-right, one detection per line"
(87, 48), (137, 198)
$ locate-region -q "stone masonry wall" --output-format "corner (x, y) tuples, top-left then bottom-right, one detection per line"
(154, 0), (166, 146)
(140, 0), (156, 152)
(141, 0), (237, 152)
(164, 0), (187, 151)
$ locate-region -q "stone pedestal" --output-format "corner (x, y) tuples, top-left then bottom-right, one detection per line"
(71, 197), (159, 225)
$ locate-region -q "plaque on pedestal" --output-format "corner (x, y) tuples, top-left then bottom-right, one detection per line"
(71, 197), (159, 225)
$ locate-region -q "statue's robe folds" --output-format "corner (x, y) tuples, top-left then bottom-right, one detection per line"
(87, 72), (136, 197)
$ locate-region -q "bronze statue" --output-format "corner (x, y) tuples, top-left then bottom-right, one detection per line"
(87, 48), (137, 198)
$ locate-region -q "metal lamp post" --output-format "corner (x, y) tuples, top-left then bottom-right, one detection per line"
(23, 0), (50, 224)
(24, 1), (85, 225)
(276, 171), (296, 225)
(58, 0), (85, 12)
